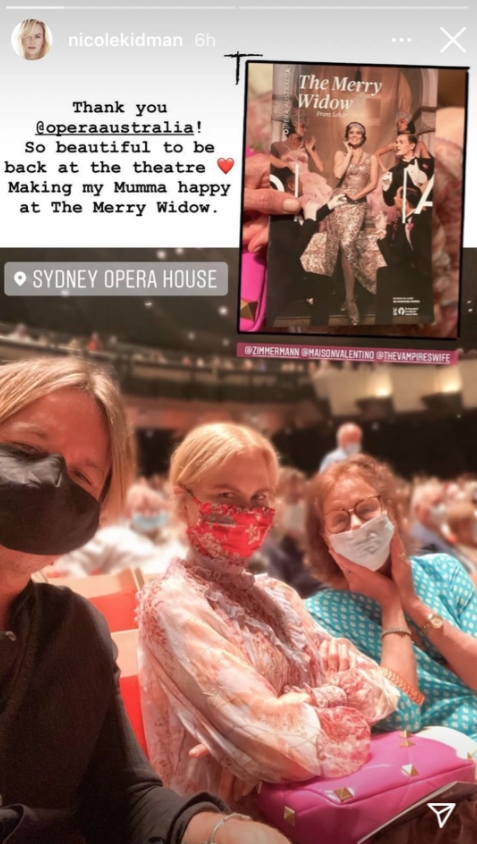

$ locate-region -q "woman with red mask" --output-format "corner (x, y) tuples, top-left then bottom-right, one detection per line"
(137, 422), (399, 810)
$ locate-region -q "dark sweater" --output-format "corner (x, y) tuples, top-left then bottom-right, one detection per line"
(0, 582), (225, 844)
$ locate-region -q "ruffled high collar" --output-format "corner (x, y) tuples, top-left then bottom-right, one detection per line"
(185, 549), (255, 589)
(181, 551), (313, 685)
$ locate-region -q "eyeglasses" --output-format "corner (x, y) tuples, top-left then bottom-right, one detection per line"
(323, 496), (382, 534)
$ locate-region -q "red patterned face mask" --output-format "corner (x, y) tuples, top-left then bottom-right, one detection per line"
(186, 496), (275, 561)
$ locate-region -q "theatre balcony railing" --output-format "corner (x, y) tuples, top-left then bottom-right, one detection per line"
(0, 336), (312, 405)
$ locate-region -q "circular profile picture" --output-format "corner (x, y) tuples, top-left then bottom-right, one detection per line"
(11, 19), (52, 61)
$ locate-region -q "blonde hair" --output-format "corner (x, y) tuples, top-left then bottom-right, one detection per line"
(13, 19), (52, 59)
(0, 357), (135, 519)
(170, 422), (279, 490)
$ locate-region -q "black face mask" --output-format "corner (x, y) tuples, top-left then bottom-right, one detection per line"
(0, 442), (100, 556)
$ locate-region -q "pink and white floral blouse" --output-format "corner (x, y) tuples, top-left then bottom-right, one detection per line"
(137, 553), (398, 798)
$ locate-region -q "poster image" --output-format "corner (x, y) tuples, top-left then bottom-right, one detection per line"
(261, 62), (455, 333)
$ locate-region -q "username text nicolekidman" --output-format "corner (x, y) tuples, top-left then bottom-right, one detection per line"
(68, 32), (183, 48)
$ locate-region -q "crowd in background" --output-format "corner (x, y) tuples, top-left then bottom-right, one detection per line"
(5, 352), (477, 844)
(47, 425), (477, 595)
(0, 322), (304, 373)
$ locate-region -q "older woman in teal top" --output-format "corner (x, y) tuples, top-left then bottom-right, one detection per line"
(305, 454), (477, 739)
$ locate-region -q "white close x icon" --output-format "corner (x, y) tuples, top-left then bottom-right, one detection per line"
(440, 26), (466, 53)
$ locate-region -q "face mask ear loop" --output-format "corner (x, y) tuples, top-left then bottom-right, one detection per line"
(186, 489), (203, 507)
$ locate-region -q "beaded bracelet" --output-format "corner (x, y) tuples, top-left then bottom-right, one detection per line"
(381, 667), (425, 706)
(204, 813), (253, 844)
(381, 627), (412, 639)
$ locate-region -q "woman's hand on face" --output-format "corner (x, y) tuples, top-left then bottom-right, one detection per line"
(389, 528), (418, 609)
(320, 637), (356, 675)
(343, 141), (352, 154)
(331, 549), (400, 608)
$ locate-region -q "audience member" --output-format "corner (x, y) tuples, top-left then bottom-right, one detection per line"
(263, 468), (321, 598)
(54, 482), (187, 577)
(319, 422), (363, 472)
(446, 500), (477, 574)
(1, 357), (277, 844)
(410, 480), (456, 556)
(86, 332), (102, 352)
(137, 423), (398, 808)
(67, 336), (83, 351)
(306, 454), (477, 741)
(6, 323), (32, 343)
(148, 472), (168, 496)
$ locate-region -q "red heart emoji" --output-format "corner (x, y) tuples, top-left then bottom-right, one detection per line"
(217, 158), (234, 174)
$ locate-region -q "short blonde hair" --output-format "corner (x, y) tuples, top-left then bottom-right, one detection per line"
(13, 19), (52, 59)
(0, 357), (135, 519)
(170, 422), (279, 490)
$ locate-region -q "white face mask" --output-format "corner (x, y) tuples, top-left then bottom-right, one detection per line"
(344, 443), (361, 456)
(329, 513), (395, 571)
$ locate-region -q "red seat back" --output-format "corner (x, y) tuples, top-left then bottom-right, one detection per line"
(89, 591), (137, 633)
(119, 674), (148, 755)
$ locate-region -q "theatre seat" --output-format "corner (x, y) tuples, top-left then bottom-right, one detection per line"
(46, 568), (142, 632)
(46, 568), (142, 597)
(89, 590), (138, 632)
(112, 629), (148, 756)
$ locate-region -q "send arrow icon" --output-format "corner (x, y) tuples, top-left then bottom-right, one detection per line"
(427, 803), (456, 829)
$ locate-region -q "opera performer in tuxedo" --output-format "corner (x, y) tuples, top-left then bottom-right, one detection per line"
(375, 184), (433, 324)
(382, 134), (434, 207)
(266, 168), (346, 328)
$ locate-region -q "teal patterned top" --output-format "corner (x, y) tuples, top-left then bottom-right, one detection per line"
(306, 554), (477, 739)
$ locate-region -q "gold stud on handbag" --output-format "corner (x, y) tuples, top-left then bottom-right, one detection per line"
(240, 299), (258, 321)
(283, 806), (296, 825)
(333, 788), (354, 802)
(401, 764), (419, 777)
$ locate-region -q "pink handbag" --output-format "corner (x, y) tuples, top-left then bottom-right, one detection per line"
(239, 147), (268, 332)
(239, 249), (267, 332)
(255, 732), (476, 844)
